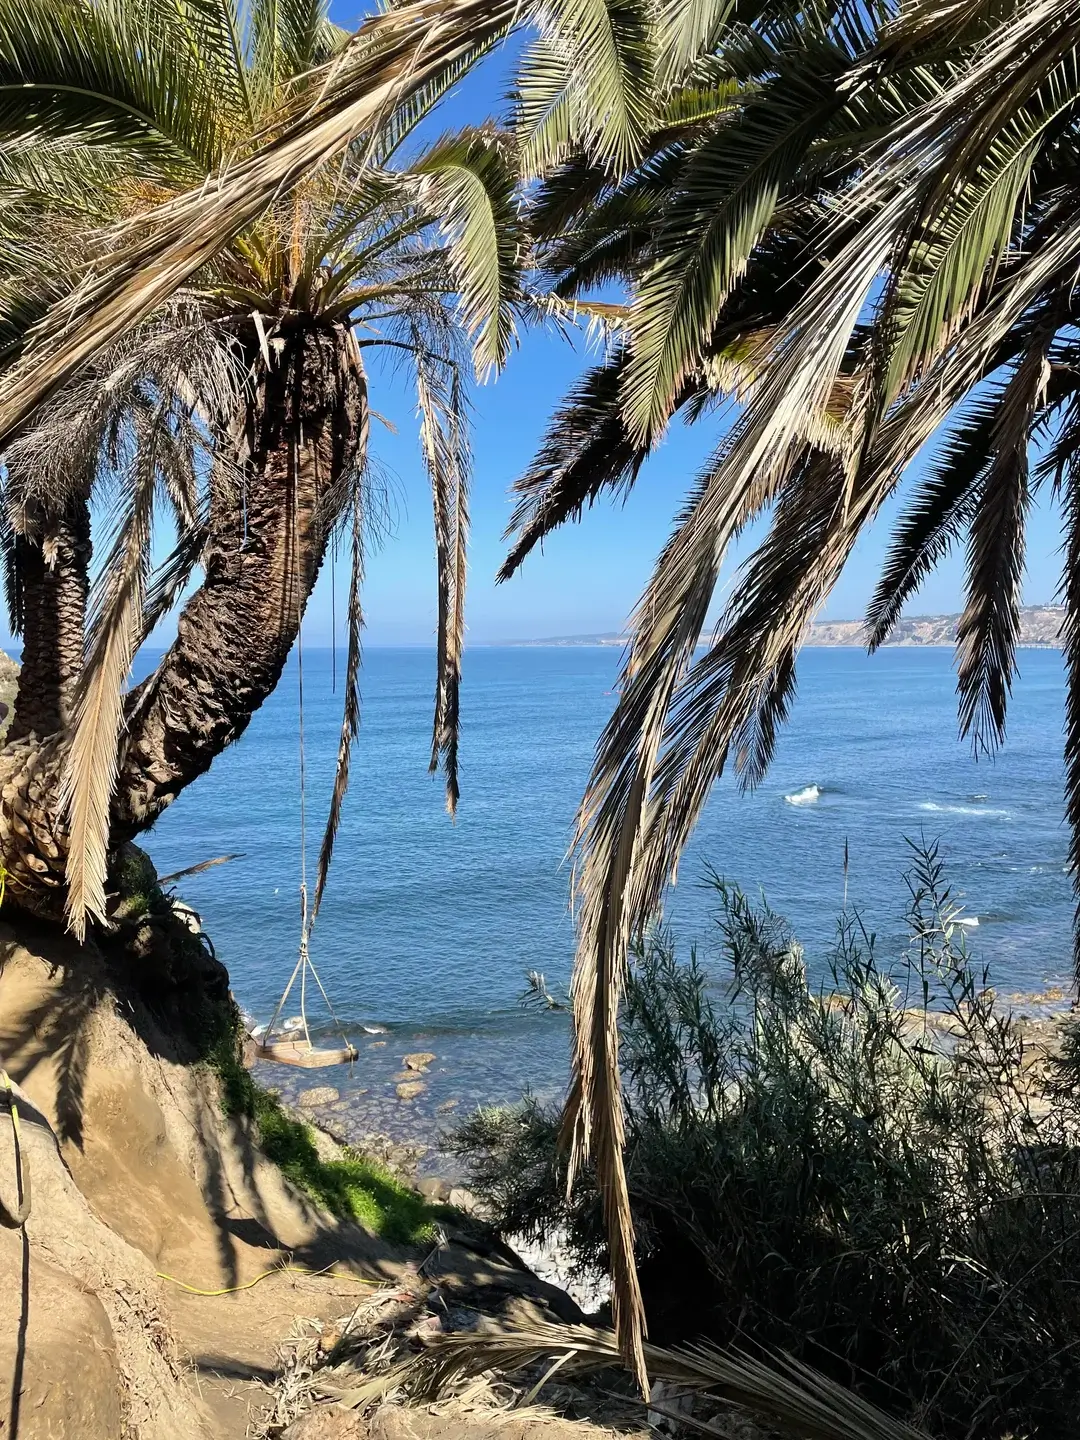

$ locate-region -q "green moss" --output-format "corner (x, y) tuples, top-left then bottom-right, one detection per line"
(200, 995), (441, 1245)
(110, 843), (164, 923)
(206, 1015), (258, 1118)
(251, 1088), (442, 1245)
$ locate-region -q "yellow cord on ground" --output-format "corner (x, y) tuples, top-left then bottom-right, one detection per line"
(155, 1263), (381, 1297)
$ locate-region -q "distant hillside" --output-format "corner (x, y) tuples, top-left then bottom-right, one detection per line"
(804, 605), (1063, 648)
(507, 605), (1065, 650)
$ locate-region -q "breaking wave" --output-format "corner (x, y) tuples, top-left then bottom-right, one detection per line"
(785, 783), (822, 806)
(918, 801), (1010, 818)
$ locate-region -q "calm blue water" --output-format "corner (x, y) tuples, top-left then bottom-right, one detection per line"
(142, 645), (1070, 1135)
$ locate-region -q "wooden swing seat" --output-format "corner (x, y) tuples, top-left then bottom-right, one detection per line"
(253, 1038), (358, 1069)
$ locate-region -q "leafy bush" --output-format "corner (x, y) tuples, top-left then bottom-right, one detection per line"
(452, 843), (1080, 1438)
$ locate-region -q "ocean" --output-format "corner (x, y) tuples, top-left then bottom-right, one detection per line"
(144, 644), (1071, 1153)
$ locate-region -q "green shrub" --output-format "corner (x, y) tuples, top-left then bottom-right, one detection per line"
(452, 842), (1080, 1438)
(251, 1089), (441, 1245)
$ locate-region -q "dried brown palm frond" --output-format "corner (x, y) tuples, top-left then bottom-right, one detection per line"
(157, 853), (243, 885)
(2, 304), (240, 517)
(1063, 461), (1080, 949)
(137, 519), (210, 648)
(312, 422), (368, 924)
(2, 307), (242, 935)
(330, 1319), (930, 1440)
(60, 417), (159, 937)
(559, 205), (891, 1380)
(0, 0), (520, 451)
(415, 345), (471, 815)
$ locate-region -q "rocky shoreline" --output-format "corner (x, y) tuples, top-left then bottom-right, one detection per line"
(263, 1049), (613, 1318)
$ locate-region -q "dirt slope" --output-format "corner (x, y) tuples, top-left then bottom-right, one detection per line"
(0, 924), (415, 1439)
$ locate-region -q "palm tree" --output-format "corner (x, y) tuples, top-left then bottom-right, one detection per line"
(14, 0), (1057, 1383)
(498, 0), (1080, 1370)
(0, 0), (526, 938)
(0, 0), (900, 1382)
(0, 0), (669, 1383)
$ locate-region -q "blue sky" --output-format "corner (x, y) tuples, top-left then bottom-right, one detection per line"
(356, 323), (1062, 645)
(6, 9), (1058, 655)
(317, 4), (1063, 646)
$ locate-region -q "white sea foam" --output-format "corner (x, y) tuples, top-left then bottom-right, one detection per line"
(918, 801), (1009, 817)
(955, 916), (980, 929)
(785, 783), (822, 806)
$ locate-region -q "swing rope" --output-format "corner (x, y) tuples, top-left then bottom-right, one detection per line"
(258, 433), (355, 1065)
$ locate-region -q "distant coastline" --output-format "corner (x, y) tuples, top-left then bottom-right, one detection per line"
(503, 605), (1065, 651)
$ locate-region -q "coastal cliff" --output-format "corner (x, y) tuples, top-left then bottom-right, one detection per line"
(509, 604), (1065, 649)
(804, 604), (1063, 648)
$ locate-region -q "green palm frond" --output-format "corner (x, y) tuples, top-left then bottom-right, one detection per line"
(372, 40), (505, 165)
(0, 0), (226, 172)
(0, 0), (521, 448)
(415, 128), (523, 377)
(249, 0), (349, 102)
(955, 329), (1054, 752)
(537, 144), (693, 295)
(0, 134), (137, 225)
(880, 94), (1070, 397)
(516, 0), (657, 177)
(865, 393), (998, 649)
(620, 55), (849, 443)
(515, 32), (581, 180)
(500, 349), (670, 581)
(160, 0), (256, 129)
(655, 0), (739, 88)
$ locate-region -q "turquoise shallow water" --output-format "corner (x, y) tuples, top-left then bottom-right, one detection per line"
(141, 644), (1070, 1141)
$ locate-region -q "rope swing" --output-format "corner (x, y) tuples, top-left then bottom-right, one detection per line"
(253, 445), (357, 1070)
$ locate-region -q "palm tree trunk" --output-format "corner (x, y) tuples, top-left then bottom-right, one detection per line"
(0, 322), (366, 919)
(0, 734), (68, 912)
(8, 494), (91, 742)
(114, 321), (366, 838)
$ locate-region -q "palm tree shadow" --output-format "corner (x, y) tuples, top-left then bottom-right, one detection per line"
(0, 932), (102, 1149)
(0, 920), (407, 1299)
